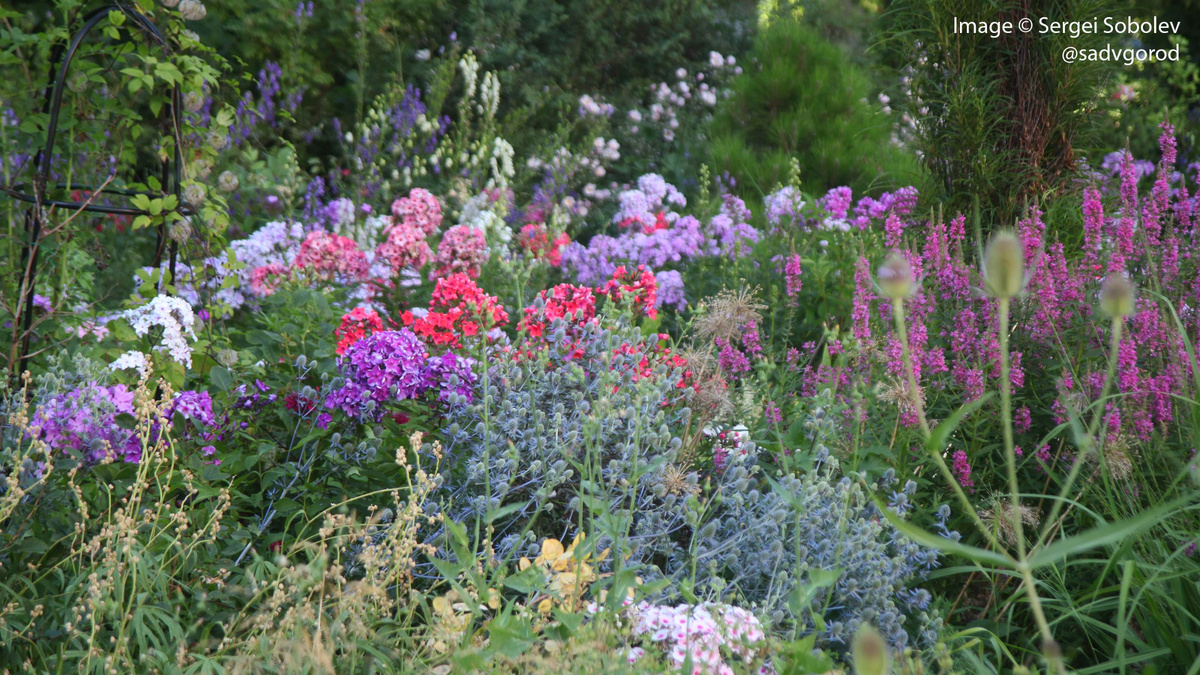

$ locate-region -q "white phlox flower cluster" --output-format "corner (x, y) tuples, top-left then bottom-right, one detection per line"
(123, 295), (198, 367)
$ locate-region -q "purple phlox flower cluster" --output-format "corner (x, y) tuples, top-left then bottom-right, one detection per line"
(30, 384), (218, 464)
(656, 270), (687, 310)
(325, 329), (478, 419)
(424, 352), (478, 405)
(559, 215), (705, 286)
(326, 329), (430, 419)
(30, 383), (138, 463)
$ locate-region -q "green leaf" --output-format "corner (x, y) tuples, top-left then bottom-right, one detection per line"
(1028, 497), (1188, 569)
(873, 495), (1014, 568)
(487, 613), (534, 659)
(926, 392), (994, 454)
(500, 566), (544, 595)
(485, 501), (528, 524)
(108, 9), (125, 25)
(209, 366), (232, 392)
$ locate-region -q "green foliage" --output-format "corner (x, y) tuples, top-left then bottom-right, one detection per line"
(708, 17), (925, 197)
(883, 0), (1117, 226)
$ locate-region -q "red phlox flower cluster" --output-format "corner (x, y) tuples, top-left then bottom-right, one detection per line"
(518, 284), (597, 338)
(335, 307), (386, 355)
(518, 223), (571, 265)
(599, 265), (658, 319)
(403, 273), (509, 348)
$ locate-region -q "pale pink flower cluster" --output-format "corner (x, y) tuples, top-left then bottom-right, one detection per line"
(376, 188), (442, 274)
(294, 231), (371, 281)
(431, 224), (489, 280)
(623, 601), (770, 675)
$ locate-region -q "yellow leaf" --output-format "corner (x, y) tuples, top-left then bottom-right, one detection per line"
(537, 598), (554, 615)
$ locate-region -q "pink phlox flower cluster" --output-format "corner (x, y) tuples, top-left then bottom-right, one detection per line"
(391, 187), (443, 235)
(431, 224), (489, 280)
(294, 230), (371, 281)
(624, 601), (769, 675)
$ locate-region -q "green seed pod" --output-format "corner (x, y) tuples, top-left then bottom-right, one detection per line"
(983, 232), (1025, 299)
(852, 623), (890, 675)
(877, 253), (914, 300)
(1099, 273), (1136, 317)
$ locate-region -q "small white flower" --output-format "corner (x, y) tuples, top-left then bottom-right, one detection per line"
(179, 0), (207, 21)
(414, 49), (431, 61)
(111, 351), (150, 378)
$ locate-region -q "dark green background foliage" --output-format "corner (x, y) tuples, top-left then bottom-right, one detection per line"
(709, 17), (926, 196)
(882, 0), (1119, 225)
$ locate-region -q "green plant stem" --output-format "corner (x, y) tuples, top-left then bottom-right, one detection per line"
(891, 298), (1001, 552)
(997, 296), (1057, 662)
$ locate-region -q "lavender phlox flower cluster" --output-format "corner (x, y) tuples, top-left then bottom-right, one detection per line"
(705, 194), (759, 259)
(656, 270), (687, 311)
(122, 295), (198, 368)
(205, 220), (305, 311)
(764, 186), (806, 231)
(615, 173), (688, 228)
(559, 215), (704, 288)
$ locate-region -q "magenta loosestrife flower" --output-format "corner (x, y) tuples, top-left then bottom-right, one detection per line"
(952, 450), (974, 491)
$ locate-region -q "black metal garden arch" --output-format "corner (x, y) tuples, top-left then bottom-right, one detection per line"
(3, 0), (193, 380)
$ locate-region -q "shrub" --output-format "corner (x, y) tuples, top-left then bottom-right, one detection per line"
(708, 18), (925, 196)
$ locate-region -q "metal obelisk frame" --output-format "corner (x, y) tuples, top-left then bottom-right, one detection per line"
(3, 1), (192, 381)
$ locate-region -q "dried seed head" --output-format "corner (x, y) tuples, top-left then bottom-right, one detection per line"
(217, 170), (239, 192)
(183, 90), (205, 113)
(168, 218), (193, 244)
(983, 232), (1025, 299)
(877, 253), (914, 300)
(1099, 273), (1136, 317)
(852, 623), (890, 675)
